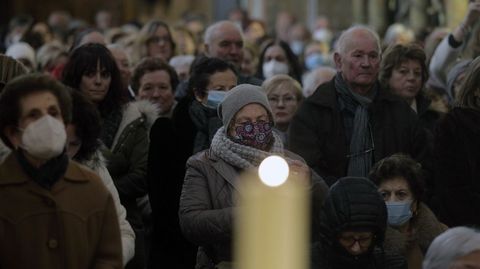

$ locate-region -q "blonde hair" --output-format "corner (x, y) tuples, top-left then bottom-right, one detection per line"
(261, 74), (303, 102)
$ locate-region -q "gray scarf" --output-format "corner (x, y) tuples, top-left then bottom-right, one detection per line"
(335, 73), (376, 177)
(211, 127), (284, 169)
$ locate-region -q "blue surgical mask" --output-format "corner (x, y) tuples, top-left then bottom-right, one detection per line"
(305, 53), (324, 71)
(290, 40), (304, 56)
(386, 201), (413, 227)
(205, 90), (227, 109)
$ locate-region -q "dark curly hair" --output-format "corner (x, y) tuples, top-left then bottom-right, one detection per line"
(69, 89), (101, 162)
(369, 153), (426, 202)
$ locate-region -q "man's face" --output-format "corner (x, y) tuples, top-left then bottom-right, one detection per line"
(334, 31), (380, 91)
(205, 24), (244, 68)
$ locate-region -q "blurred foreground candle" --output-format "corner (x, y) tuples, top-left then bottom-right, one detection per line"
(234, 156), (309, 269)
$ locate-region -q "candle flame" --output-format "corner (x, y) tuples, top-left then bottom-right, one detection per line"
(258, 155), (289, 187)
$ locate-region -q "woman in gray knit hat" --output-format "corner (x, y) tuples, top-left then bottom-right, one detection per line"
(179, 83), (329, 269)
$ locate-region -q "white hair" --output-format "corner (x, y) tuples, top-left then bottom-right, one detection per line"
(203, 20), (243, 46)
(423, 227), (480, 269)
(169, 55), (195, 68)
(334, 25), (381, 55)
(302, 66), (336, 97)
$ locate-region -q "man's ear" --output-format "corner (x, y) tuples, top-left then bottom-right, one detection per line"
(333, 52), (342, 71)
(4, 126), (20, 149)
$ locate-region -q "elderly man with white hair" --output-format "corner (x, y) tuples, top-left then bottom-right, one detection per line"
(289, 25), (430, 186)
(423, 227), (480, 269)
(175, 20), (261, 100)
(203, 20), (262, 85)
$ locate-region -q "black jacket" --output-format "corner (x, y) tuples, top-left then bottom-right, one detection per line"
(433, 107), (480, 226)
(289, 79), (431, 186)
(311, 177), (406, 269)
(146, 98), (198, 269)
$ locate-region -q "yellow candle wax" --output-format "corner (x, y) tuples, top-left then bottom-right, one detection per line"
(234, 156), (310, 269)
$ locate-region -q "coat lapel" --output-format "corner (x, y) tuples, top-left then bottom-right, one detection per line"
(208, 150), (240, 191)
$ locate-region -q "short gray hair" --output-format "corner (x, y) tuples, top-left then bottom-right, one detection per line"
(204, 20), (243, 46)
(334, 25), (381, 55)
(423, 227), (480, 269)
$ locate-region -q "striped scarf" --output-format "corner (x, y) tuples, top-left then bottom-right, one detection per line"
(335, 73), (377, 177)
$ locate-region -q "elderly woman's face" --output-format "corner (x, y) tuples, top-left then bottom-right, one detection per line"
(378, 176), (414, 203)
(449, 250), (480, 269)
(388, 59), (423, 103)
(267, 85), (299, 130)
(138, 70), (174, 114)
(228, 103), (269, 137)
(9, 91), (63, 148)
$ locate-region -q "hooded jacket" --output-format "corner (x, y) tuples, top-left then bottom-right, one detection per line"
(311, 177), (406, 269)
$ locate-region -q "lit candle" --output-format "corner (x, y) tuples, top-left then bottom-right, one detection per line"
(234, 156), (309, 269)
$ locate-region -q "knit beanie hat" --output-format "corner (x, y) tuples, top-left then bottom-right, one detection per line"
(6, 42), (36, 70)
(218, 84), (274, 132)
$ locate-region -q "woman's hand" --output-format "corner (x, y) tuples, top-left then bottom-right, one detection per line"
(288, 160), (311, 186)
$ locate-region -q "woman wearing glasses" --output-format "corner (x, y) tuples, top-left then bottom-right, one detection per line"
(312, 177), (406, 269)
(179, 84), (328, 269)
(262, 74), (303, 148)
(132, 20), (176, 65)
(369, 154), (447, 269)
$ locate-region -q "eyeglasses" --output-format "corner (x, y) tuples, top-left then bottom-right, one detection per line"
(338, 234), (374, 248)
(268, 95), (297, 105)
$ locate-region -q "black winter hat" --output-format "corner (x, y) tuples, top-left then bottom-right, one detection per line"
(318, 177), (387, 246)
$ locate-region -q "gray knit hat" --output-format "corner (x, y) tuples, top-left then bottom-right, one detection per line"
(218, 84), (274, 132)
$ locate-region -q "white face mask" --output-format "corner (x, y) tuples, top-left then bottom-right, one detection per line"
(262, 60), (289, 79)
(20, 115), (67, 160)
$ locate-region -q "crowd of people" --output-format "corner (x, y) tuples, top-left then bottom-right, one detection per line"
(0, 2), (480, 269)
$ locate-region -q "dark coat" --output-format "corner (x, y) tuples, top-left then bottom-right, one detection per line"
(147, 98), (198, 269)
(433, 107), (480, 226)
(179, 149), (329, 269)
(311, 177), (406, 269)
(289, 79), (431, 186)
(415, 93), (444, 134)
(0, 154), (122, 269)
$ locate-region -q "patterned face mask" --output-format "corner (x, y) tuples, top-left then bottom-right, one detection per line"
(232, 121), (273, 151)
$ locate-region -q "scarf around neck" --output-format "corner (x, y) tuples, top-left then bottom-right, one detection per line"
(211, 126), (284, 169)
(189, 100), (223, 153)
(16, 149), (69, 190)
(335, 73), (377, 177)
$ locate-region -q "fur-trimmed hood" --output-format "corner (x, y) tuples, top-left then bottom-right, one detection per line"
(384, 202), (448, 255)
(112, 100), (159, 150)
(121, 100), (159, 130)
(82, 149), (107, 171)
